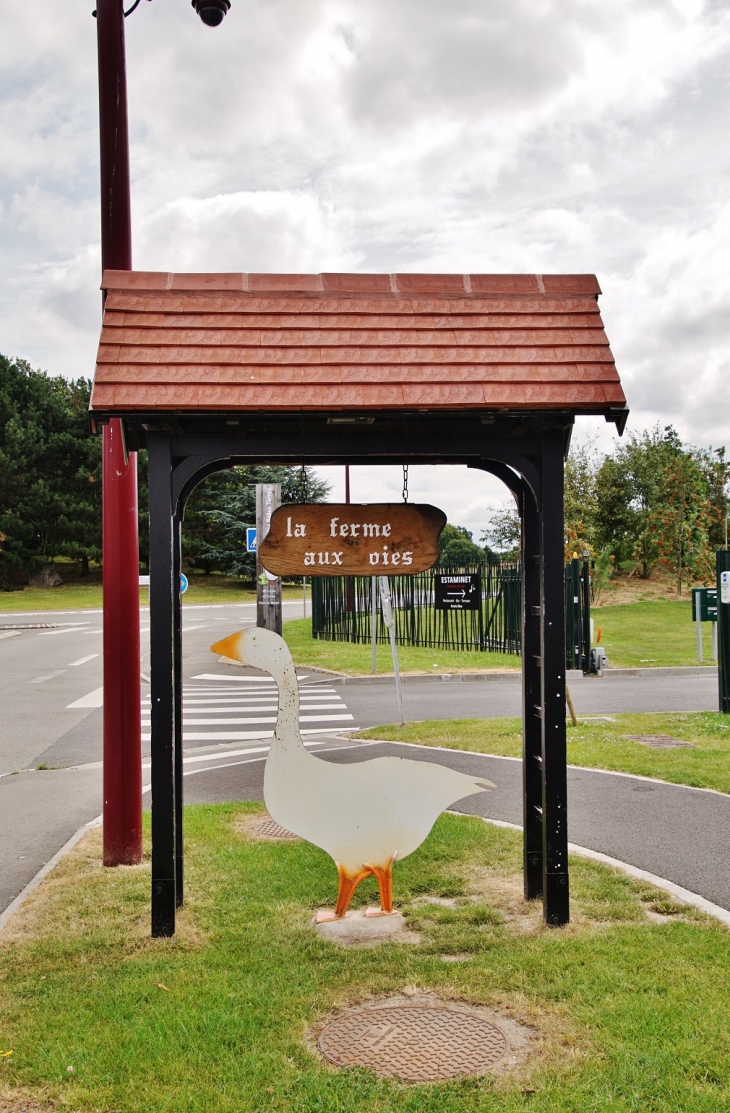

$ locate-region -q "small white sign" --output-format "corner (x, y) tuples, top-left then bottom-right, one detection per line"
(139, 575), (150, 586)
(722, 571), (730, 604)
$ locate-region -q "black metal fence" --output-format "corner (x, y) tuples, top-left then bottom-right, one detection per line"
(311, 556), (592, 668)
(312, 559), (522, 655)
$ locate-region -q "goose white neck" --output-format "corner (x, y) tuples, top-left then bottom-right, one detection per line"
(268, 659), (302, 750)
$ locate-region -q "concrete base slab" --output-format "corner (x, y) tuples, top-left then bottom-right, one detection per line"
(313, 909), (419, 947)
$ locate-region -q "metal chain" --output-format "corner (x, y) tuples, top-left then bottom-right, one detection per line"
(299, 465), (307, 503)
(402, 464), (409, 503)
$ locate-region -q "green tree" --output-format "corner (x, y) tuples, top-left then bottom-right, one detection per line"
(646, 453), (718, 594)
(0, 356), (101, 587)
(481, 506), (520, 557)
(182, 465), (329, 579)
(594, 455), (636, 563)
(564, 439), (600, 555)
(695, 446), (730, 551)
(437, 523), (485, 566)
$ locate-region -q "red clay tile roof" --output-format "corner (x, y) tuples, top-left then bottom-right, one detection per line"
(90, 271), (625, 415)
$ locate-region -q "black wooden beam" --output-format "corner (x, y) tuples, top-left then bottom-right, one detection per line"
(172, 510), (184, 907)
(147, 432), (177, 937)
(522, 485), (544, 901)
(141, 416), (575, 936)
(539, 429), (570, 925)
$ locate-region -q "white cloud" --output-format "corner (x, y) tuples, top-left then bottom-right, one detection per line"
(1, 0), (730, 524)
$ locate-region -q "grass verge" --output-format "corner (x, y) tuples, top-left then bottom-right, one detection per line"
(356, 712), (730, 795)
(285, 599), (712, 674)
(0, 571), (312, 613)
(284, 618), (519, 675)
(592, 598), (715, 668)
(1, 577), (713, 673)
(1, 807), (729, 1112)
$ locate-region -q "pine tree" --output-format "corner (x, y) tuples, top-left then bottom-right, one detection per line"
(181, 465), (329, 579)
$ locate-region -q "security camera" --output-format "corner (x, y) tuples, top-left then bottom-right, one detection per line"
(191, 0), (230, 26)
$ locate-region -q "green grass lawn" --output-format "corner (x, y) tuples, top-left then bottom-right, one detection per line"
(356, 712), (730, 795)
(592, 598), (714, 668)
(2, 806), (729, 1112)
(284, 598), (713, 674)
(0, 572), (314, 613)
(283, 618), (520, 674)
(1, 575), (713, 675)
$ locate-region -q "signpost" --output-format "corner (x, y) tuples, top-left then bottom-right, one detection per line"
(257, 503), (446, 577)
(434, 572), (481, 611)
(692, 586), (718, 662)
(379, 576), (405, 725)
(718, 556), (730, 713)
(256, 484), (282, 634)
(246, 527), (257, 553)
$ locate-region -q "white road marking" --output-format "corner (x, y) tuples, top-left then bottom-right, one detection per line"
(67, 654), (100, 667)
(66, 686), (104, 708)
(139, 675), (357, 742)
(141, 714), (354, 726)
(0, 631), (22, 640)
(145, 703), (348, 715)
(193, 673), (294, 683)
(29, 670), (67, 683)
(139, 738), (330, 769)
(141, 726), (355, 742)
(38, 625), (91, 636)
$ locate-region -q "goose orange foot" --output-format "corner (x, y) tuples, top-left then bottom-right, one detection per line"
(364, 860), (397, 916)
(315, 864), (374, 922)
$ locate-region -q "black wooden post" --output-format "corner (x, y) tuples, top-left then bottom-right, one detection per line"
(173, 510), (184, 906)
(540, 430), (570, 925)
(148, 432), (177, 937)
(717, 551), (730, 714)
(581, 555), (592, 673)
(521, 485), (544, 901)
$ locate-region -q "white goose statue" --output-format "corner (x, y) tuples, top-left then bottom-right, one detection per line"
(210, 627), (494, 920)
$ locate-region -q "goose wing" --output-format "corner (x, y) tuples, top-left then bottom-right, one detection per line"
(265, 751), (494, 873)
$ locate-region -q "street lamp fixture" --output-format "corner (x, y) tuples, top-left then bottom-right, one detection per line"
(192, 0), (231, 26)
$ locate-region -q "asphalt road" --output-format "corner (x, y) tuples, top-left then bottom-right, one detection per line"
(0, 600), (725, 918)
(336, 670), (719, 726)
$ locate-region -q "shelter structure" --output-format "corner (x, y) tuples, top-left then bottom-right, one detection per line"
(90, 270), (627, 937)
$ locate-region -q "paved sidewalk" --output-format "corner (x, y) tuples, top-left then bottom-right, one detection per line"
(0, 764), (102, 914)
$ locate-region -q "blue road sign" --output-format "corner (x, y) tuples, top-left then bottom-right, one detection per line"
(180, 573), (189, 594)
(246, 527), (257, 553)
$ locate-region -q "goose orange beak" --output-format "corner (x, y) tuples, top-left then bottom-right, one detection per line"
(210, 631), (244, 662)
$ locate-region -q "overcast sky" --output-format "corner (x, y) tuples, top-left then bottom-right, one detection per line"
(2, 0), (729, 535)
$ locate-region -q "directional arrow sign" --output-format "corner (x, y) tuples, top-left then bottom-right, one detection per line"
(434, 573), (481, 611)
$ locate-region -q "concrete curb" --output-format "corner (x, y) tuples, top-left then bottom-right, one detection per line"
(329, 671), (522, 685)
(318, 665), (715, 685)
(0, 814), (102, 934)
(471, 816), (730, 929)
(601, 665), (717, 678)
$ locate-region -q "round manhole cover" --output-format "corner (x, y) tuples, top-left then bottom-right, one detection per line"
(255, 818), (298, 839)
(318, 1005), (508, 1081)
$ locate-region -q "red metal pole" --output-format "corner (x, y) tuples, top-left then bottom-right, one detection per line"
(97, 0), (142, 865)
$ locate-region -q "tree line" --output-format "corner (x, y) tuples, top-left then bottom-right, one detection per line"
(484, 426), (729, 593)
(2, 356), (727, 593)
(0, 355), (329, 587)
(0, 356), (101, 588)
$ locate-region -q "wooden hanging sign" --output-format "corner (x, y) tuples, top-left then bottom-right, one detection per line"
(257, 503), (446, 576)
